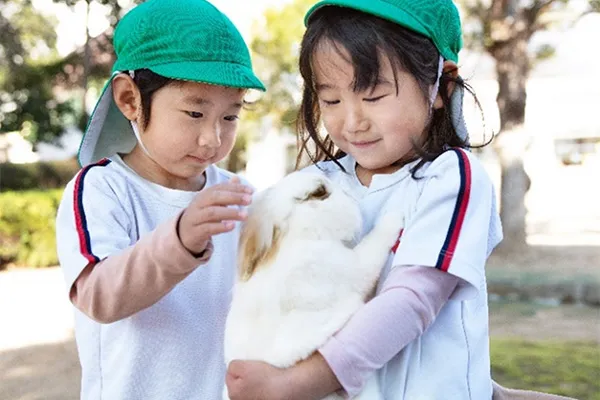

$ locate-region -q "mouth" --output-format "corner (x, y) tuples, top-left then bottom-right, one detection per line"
(350, 139), (381, 149)
(186, 155), (211, 164)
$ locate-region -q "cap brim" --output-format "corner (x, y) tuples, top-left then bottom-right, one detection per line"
(149, 60), (265, 92)
(78, 73), (136, 166)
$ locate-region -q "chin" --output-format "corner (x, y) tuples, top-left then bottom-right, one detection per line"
(354, 157), (394, 172)
(355, 151), (412, 173)
(163, 165), (204, 184)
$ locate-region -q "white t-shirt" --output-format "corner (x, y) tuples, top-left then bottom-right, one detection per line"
(56, 154), (241, 400)
(306, 148), (503, 400)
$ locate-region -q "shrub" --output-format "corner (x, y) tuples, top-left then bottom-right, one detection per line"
(0, 158), (80, 191)
(0, 189), (63, 268)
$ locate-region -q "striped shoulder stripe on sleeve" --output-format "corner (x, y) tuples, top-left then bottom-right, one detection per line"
(72, 158), (112, 264)
(435, 149), (472, 272)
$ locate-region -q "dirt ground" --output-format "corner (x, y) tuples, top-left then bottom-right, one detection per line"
(0, 268), (81, 400)
(0, 267), (598, 400)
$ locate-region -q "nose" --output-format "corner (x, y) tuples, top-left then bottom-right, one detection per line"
(198, 122), (221, 148)
(344, 103), (369, 134)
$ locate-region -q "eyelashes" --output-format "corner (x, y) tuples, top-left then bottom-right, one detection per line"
(319, 94), (389, 106)
(186, 111), (203, 118)
(184, 111), (239, 121)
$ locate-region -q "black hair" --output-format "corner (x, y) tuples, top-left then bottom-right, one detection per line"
(130, 68), (251, 129)
(297, 7), (487, 177)
(131, 68), (181, 129)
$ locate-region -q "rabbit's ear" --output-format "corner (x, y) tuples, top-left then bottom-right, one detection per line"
(238, 191), (282, 281)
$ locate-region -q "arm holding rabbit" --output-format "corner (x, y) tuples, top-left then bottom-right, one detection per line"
(225, 265), (459, 399)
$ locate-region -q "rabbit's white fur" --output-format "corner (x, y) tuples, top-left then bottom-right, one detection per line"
(223, 171), (403, 400)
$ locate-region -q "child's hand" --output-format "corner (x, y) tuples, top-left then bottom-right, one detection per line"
(225, 353), (340, 400)
(225, 360), (290, 400)
(178, 176), (252, 255)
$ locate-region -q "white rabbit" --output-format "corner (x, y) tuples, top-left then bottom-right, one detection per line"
(223, 171), (403, 400)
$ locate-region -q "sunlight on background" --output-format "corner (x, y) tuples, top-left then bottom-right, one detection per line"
(1, 1), (599, 399)
(32, 0), (294, 55)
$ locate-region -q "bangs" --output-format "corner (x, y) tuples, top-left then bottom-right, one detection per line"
(303, 10), (401, 94)
(297, 5), (466, 176)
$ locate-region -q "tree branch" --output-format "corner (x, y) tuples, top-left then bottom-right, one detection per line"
(524, 0), (560, 25)
(465, 0), (490, 23)
(489, 0), (510, 20)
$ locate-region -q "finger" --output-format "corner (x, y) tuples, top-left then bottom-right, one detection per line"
(225, 374), (237, 395)
(209, 179), (253, 195)
(227, 360), (245, 376)
(194, 206), (247, 224)
(191, 221), (237, 238)
(225, 376), (243, 400)
(196, 190), (253, 208)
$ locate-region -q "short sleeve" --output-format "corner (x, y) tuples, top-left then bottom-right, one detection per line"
(392, 149), (502, 299)
(56, 160), (131, 292)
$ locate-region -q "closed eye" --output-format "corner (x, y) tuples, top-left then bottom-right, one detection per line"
(305, 183), (330, 201)
(363, 95), (387, 103)
(186, 111), (203, 118)
(321, 99), (340, 106)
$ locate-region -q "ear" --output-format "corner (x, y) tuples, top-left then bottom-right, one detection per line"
(433, 60), (459, 110)
(112, 73), (142, 122)
(237, 191), (282, 281)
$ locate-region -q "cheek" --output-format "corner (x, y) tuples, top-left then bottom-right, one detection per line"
(384, 99), (429, 136)
(220, 126), (237, 148)
(321, 111), (344, 140)
(163, 118), (197, 145)
(213, 125), (237, 158)
(147, 118), (199, 158)
(403, 108), (429, 137)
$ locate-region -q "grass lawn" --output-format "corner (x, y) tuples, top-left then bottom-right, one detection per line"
(491, 339), (600, 399)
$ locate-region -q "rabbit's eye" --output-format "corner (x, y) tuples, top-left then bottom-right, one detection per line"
(305, 184), (330, 201)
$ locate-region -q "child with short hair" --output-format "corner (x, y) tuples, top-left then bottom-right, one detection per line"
(56, 0), (264, 398)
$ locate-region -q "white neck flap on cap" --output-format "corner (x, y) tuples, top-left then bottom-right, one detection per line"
(429, 55), (444, 108)
(428, 55), (469, 144)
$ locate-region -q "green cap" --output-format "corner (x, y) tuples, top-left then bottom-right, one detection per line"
(304, 0), (463, 63)
(78, 0), (265, 166)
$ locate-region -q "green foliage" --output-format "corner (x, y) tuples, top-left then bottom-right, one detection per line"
(0, 0), (77, 143)
(0, 0), (142, 144)
(9, 2), (59, 61)
(0, 189), (64, 268)
(229, 0), (314, 171)
(0, 64), (79, 143)
(246, 0), (314, 130)
(0, 158), (80, 191)
(491, 339), (600, 399)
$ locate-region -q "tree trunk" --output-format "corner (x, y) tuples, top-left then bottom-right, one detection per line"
(494, 129), (531, 250)
(489, 30), (532, 250)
